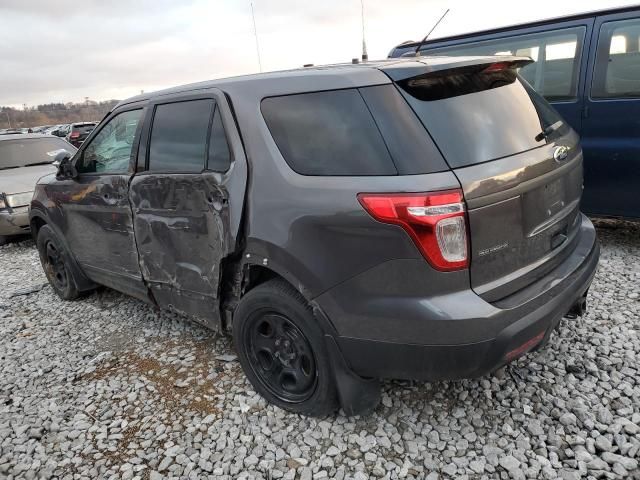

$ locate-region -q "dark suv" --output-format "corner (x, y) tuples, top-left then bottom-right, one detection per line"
(30, 57), (599, 416)
(65, 122), (97, 147)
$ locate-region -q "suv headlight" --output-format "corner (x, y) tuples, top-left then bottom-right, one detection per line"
(4, 191), (34, 208)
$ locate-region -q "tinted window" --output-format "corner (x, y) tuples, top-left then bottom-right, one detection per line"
(522, 80), (570, 142)
(79, 109), (142, 174)
(592, 18), (640, 99)
(262, 89), (396, 176)
(0, 137), (75, 170)
(400, 72), (548, 168)
(149, 99), (214, 172)
(359, 85), (447, 174)
(207, 106), (231, 171)
(427, 27), (585, 100)
(72, 124), (96, 135)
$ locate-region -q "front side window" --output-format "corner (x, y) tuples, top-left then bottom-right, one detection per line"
(261, 89), (396, 176)
(428, 27), (585, 101)
(78, 109), (142, 174)
(148, 99), (214, 172)
(592, 18), (640, 99)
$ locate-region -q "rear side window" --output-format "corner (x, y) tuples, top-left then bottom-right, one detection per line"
(592, 18), (640, 99)
(207, 106), (231, 172)
(426, 27), (585, 101)
(149, 99), (214, 172)
(262, 89), (396, 176)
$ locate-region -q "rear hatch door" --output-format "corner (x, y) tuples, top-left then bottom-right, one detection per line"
(392, 58), (583, 302)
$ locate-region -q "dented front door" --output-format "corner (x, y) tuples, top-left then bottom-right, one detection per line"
(129, 90), (245, 329)
(56, 106), (149, 301)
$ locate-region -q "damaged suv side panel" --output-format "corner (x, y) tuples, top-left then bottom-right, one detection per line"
(128, 88), (247, 330)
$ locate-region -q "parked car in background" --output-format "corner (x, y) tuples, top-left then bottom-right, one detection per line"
(30, 58), (599, 416)
(65, 122), (97, 147)
(46, 125), (66, 136)
(0, 134), (76, 244)
(1, 128), (28, 135)
(389, 5), (640, 219)
(51, 124), (70, 138)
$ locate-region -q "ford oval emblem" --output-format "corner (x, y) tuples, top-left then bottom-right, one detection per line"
(553, 145), (569, 162)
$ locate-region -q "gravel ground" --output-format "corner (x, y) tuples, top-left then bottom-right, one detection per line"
(0, 220), (638, 480)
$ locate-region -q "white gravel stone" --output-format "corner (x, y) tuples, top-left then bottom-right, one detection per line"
(0, 220), (638, 479)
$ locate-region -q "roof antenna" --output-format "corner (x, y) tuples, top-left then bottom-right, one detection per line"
(250, 1), (263, 72)
(414, 8), (450, 56)
(360, 0), (368, 61)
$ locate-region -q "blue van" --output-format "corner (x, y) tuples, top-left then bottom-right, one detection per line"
(389, 6), (640, 219)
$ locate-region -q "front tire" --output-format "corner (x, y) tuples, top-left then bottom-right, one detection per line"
(232, 279), (338, 416)
(36, 225), (79, 300)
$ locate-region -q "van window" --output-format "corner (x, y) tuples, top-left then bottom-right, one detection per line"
(262, 89), (397, 176)
(148, 99), (214, 172)
(427, 27), (585, 101)
(592, 18), (640, 99)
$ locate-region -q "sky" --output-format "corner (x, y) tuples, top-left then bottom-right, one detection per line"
(0, 0), (637, 107)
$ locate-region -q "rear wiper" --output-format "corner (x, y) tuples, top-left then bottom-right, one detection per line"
(24, 161), (53, 167)
(535, 120), (564, 142)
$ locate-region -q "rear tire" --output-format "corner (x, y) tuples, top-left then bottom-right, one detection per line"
(232, 279), (338, 417)
(36, 225), (80, 300)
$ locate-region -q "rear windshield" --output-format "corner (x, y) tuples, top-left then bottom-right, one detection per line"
(261, 86), (447, 176)
(0, 137), (74, 170)
(398, 66), (560, 168)
(73, 124), (96, 133)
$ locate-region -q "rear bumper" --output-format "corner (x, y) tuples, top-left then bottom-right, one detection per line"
(0, 207), (30, 236)
(320, 214), (599, 381)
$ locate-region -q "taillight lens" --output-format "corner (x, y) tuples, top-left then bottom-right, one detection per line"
(358, 190), (468, 271)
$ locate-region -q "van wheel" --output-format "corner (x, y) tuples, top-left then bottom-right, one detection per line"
(36, 225), (79, 300)
(233, 279), (338, 417)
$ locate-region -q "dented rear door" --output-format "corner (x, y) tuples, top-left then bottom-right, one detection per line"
(130, 89), (246, 329)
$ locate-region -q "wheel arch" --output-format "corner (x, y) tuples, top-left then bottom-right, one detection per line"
(29, 209), (97, 292)
(220, 246), (338, 337)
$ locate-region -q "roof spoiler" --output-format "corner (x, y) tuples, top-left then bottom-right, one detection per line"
(382, 56), (533, 82)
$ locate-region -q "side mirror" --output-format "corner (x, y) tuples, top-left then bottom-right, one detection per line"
(54, 151), (78, 180)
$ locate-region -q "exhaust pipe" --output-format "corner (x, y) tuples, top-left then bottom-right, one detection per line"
(565, 294), (588, 319)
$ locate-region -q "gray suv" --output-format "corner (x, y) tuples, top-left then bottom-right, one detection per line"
(30, 57), (599, 416)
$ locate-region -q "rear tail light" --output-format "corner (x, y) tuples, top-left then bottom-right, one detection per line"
(358, 189), (468, 271)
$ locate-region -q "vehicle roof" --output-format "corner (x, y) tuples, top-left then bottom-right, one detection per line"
(115, 55), (528, 108)
(0, 133), (57, 141)
(395, 5), (640, 51)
